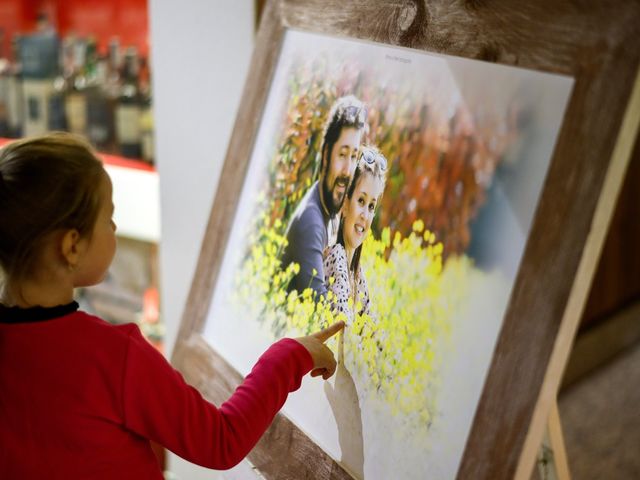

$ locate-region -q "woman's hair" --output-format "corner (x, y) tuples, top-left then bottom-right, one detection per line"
(0, 132), (106, 286)
(337, 145), (388, 277)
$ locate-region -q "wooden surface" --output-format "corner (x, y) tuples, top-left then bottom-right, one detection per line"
(562, 299), (640, 387)
(562, 125), (640, 385)
(172, 1), (640, 479)
(581, 134), (640, 330)
(514, 66), (640, 480)
(531, 401), (571, 480)
(547, 402), (571, 480)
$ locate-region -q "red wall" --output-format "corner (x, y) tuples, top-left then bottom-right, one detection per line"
(0, 0), (149, 60)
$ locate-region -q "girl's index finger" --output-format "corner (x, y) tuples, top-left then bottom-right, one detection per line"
(313, 321), (345, 343)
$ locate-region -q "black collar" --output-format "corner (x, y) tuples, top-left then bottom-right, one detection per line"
(0, 301), (79, 324)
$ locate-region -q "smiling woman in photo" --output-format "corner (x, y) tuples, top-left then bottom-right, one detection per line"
(323, 146), (387, 325)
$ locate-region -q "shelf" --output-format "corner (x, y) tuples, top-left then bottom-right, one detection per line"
(0, 138), (160, 243)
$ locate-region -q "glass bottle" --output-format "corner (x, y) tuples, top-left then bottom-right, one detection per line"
(47, 36), (71, 131)
(6, 35), (24, 137)
(85, 38), (114, 150)
(64, 36), (88, 136)
(0, 28), (11, 136)
(115, 46), (142, 158)
(138, 54), (154, 164)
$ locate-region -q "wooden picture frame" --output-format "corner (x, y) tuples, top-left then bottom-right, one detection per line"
(172, 1), (640, 479)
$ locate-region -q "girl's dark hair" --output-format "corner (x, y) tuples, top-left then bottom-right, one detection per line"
(0, 132), (106, 285)
(320, 95), (368, 174)
(336, 145), (388, 281)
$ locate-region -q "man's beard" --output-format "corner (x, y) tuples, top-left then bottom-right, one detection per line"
(322, 175), (350, 216)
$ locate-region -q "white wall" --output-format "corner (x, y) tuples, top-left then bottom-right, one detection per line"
(149, 1), (255, 478)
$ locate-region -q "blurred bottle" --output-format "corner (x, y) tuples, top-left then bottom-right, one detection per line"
(0, 28), (12, 136)
(105, 38), (120, 99)
(85, 38), (114, 150)
(64, 36), (88, 136)
(138, 55), (154, 164)
(47, 36), (72, 131)
(5, 35), (24, 137)
(35, 11), (55, 36)
(115, 46), (142, 158)
(19, 25), (59, 137)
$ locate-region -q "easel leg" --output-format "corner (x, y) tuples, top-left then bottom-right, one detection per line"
(536, 400), (571, 480)
(547, 401), (571, 480)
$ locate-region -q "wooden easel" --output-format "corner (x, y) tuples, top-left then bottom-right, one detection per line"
(515, 65), (640, 480)
(536, 401), (571, 480)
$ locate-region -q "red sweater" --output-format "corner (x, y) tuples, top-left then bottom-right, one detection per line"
(0, 303), (313, 479)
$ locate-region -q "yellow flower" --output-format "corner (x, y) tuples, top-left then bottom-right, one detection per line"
(233, 186), (477, 423)
(381, 227), (391, 247)
(393, 231), (402, 249)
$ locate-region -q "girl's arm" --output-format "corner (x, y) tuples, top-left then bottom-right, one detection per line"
(120, 326), (311, 470)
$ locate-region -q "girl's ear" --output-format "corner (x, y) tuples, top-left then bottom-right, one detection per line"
(60, 229), (83, 269)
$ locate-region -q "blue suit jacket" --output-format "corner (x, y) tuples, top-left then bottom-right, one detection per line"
(281, 181), (329, 297)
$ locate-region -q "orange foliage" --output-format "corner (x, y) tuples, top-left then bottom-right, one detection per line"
(265, 53), (521, 258)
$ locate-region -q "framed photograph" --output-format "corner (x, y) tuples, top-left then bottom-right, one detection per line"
(172, 2), (640, 479)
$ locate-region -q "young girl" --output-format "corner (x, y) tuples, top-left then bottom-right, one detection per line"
(323, 146), (387, 325)
(0, 133), (342, 478)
